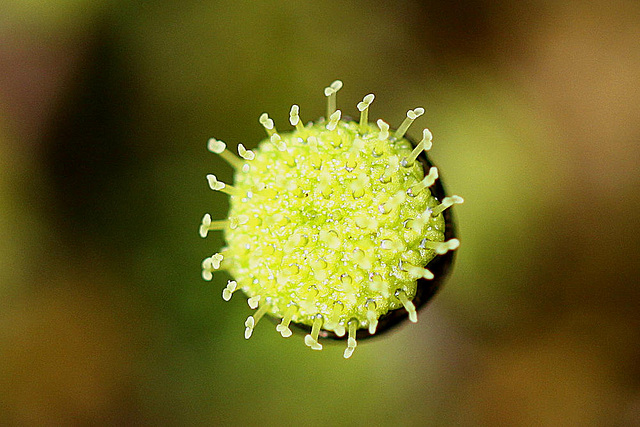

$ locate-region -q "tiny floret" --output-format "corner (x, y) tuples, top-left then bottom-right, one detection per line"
(199, 80), (462, 358)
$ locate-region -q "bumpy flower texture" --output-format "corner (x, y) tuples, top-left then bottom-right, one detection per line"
(200, 81), (463, 358)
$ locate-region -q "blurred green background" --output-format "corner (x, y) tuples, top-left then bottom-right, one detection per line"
(1, 0), (639, 425)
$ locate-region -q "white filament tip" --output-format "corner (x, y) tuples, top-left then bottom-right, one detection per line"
(407, 107), (425, 120)
(210, 253), (224, 269)
(289, 104), (300, 126)
(357, 93), (375, 111)
(222, 280), (237, 301)
(259, 113), (274, 129)
(304, 335), (323, 350)
(207, 138), (226, 154)
(206, 174), (225, 191)
(276, 324), (292, 338)
(244, 316), (255, 339)
(237, 143), (255, 160)
(422, 128), (433, 151)
(248, 295), (261, 310)
(324, 80), (343, 96)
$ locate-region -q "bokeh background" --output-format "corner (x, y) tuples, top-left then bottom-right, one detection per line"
(1, 0), (639, 425)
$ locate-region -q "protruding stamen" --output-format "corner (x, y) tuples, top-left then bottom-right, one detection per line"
(207, 138), (244, 169)
(259, 113), (277, 137)
(324, 79), (343, 118)
(276, 306), (295, 338)
(357, 93), (375, 132)
(409, 166), (438, 196)
(222, 280), (237, 301)
(403, 262), (434, 280)
(395, 107), (425, 139)
(237, 143), (255, 161)
(199, 214), (229, 238)
(366, 301), (378, 334)
(210, 253), (224, 269)
(289, 104), (304, 131)
(396, 290), (418, 323)
(422, 238), (460, 254)
(343, 319), (358, 359)
(402, 128), (433, 167)
(247, 295), (261, 310)
(431, 195), (464, 216)
(207, 174), (236, 196)
(244, 303), (269, 339)
(304, 315), (324, 350)
(377, 119), (390, 140)
(326, 109), (341, 131)
(201, 253), (223, 281)
(269, 133), (287, 151)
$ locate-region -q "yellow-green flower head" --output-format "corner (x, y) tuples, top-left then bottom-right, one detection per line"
(200, 81), (463, 358)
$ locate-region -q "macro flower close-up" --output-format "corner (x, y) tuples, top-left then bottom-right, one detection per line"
(199, 81), (462, 357)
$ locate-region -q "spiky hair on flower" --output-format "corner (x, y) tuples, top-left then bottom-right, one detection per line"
(200, 80), (462, 358)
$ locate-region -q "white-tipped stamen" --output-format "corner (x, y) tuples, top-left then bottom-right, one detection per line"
(259, 113), (277, 137)
(222, 280), (238, 301)
(244, 303), (269, 339)
(289, 104), (305, 131)
(210, 253), (224, 269)
(395, 107), (425, 139)
(396, 290), (418, 323)
(404, 262), (434, 280)
(422, 238), (460, 254)
(269, 133), (287, 151)
(343, 319), (358, 359)
(366, 301), (378, 334)
(377, 119), (390, 140)
(402, 128), (433, 167)
(304, 315), (324, 350)
(237, 143), (255, 161)
(201, 253), (223, 281)
(247, 295), (261, 310)
(206, 174), (236, 196)
(199, 219), (227, 238)
(276, 306), (295, 338)
(357, 93), (375, 132)
(326, 109), (341, 131)
(431, 195), (464, 216)
(207, 138), (244, 169)
(409, 166), (438, 196)
(324, 79), (343, 118)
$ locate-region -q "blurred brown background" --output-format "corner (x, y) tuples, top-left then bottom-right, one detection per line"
(1, 0), (639, 425)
